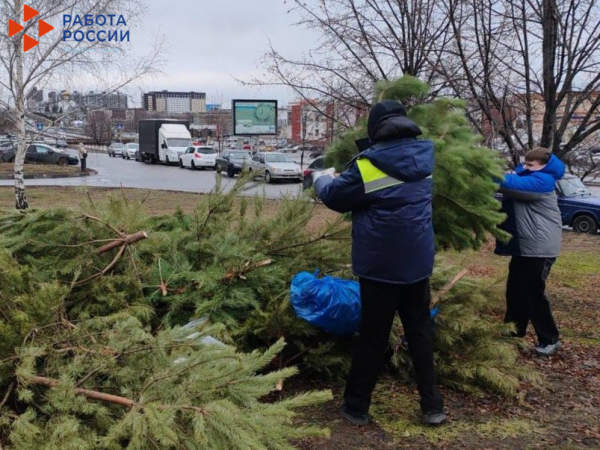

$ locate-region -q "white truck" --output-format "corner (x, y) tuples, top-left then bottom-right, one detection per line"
(138, 119), (192, 165)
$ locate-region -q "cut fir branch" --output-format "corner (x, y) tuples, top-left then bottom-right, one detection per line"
(4, 320), (332, 450)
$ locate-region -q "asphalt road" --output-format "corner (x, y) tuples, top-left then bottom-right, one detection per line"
(2, 150), (600, 198)
(0, 151), (315, 199)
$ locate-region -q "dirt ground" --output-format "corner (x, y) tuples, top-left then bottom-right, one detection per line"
(296, 233), (600, 450)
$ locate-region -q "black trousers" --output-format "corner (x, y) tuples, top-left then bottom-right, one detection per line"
(505, 256), (559, 346)
(81, 156), (87, 172)
(344, 278), (444, 414)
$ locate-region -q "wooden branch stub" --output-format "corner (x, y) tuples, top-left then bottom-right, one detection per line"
(27, 376), (136, 408)
(275, 379), (284, 392)
(96, 231), (148, 254)
(432, 269), (468, 306)
(26, 376), (210, 417)
(222, 259), (273, 283)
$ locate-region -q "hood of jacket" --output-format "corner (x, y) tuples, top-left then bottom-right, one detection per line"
(369, 115), (422, 143)
(517, 154), (565, 180)
(543, 154), (566, 179)
(362, 137), (434, 182)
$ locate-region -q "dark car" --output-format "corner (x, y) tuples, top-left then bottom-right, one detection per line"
(556, 175), (600, 234)
(302, 156), (326, 190)
(0, 143), (78, 166)
(308, 146), (324, 158)
(55, 139), (68, 148)
(0, 142), (14, 162)
(216, 150), (252, 177)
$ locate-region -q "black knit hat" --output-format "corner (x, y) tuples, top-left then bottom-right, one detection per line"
(367, 100), (407, 139)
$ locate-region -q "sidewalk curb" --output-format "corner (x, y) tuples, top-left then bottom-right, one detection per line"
(0, 169), (97, 180)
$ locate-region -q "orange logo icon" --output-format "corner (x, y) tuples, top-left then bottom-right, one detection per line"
(8, 4), (54, 52)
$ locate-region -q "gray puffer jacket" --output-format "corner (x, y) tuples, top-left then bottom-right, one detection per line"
(495, 155), (565, 258)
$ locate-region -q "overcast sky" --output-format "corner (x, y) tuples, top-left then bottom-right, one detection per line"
(129, 0), (316, 108)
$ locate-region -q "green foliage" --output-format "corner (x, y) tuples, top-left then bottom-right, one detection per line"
(390, 264), (538, 397)
(2, 314), (331, 449)
(0, 179), (352, 380)
(0, 182), (343, 448)
(325, 75), (510, 250)
(0, 172), (537, 448)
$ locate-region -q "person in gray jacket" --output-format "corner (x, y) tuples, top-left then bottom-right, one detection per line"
(496, 147), (565, 356)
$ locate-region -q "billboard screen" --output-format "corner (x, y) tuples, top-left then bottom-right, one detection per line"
(233, 100), (278, 136)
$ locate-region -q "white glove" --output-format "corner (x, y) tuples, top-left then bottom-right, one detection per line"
(311, 167), (336, 183)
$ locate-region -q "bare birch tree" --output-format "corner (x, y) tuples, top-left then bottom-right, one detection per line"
(0, 0), (162, 209)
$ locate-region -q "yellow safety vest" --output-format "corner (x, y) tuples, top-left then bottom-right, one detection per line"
(356, 158), (404, 194)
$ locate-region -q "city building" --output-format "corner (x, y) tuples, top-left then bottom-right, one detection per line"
(79, 91), (128, 110)
(481, 91), (600, 145)
(47, 91), (58, 106)
(26, 87), (44, 103)
(287, 100), (334, 146)
(142, 91), (207, 114)
(191, 110), (233, 139)
(26, 87), (45, 111)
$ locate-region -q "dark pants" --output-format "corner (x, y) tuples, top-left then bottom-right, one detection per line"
(81, 155), (87, 172)
(344, 278), (444, 414)
(505, 256), (559, 346)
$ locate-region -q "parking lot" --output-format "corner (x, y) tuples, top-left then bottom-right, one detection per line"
(2, 150), (600, 200)
(0, 150), (318, 199)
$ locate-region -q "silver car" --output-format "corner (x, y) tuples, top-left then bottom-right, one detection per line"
(108, 142), (125, 157)
(124, 143), (138, 160)
(249, 152), (302, 183)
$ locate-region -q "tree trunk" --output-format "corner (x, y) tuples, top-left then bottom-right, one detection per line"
(13, 0), (28, 211)
(540, 0), (558, 150)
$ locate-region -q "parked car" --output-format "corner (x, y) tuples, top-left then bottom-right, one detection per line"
(556, 175), (600, 234)
(249, 152), (302, 183)
(0, 143), (14, 162)
(302, 156), (327, 190)
(216, 150), (252, 177)
(309, 147), (324, 158)
(179, 146), (218, 170)
(55, 139), (68, 148)
(123, 143), (139, 160)
(0, 143), (78, 165)
(108, 142), (125, 157)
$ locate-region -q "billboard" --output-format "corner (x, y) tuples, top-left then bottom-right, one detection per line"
(233, 100), (278, 136)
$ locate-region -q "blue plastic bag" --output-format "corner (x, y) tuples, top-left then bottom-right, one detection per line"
(290, 271), (361, 336)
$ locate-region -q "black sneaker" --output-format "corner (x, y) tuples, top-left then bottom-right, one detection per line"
(340, 403), (369, 426)
(422, 410), (446, 425)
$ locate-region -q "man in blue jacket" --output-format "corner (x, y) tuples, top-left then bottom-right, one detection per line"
(313, 100), (445, 426)
(496, 147), (565, 356)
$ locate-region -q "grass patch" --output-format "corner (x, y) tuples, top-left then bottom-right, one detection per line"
(560, 328), (600, 346)
(371, 383), (539, 446)
(0, 186), (340, 234)
(551, 251), (599, 289)
(0, 162), (80, 176)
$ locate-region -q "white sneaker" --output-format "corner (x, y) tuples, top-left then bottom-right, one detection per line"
(534, 341), (562, 356)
